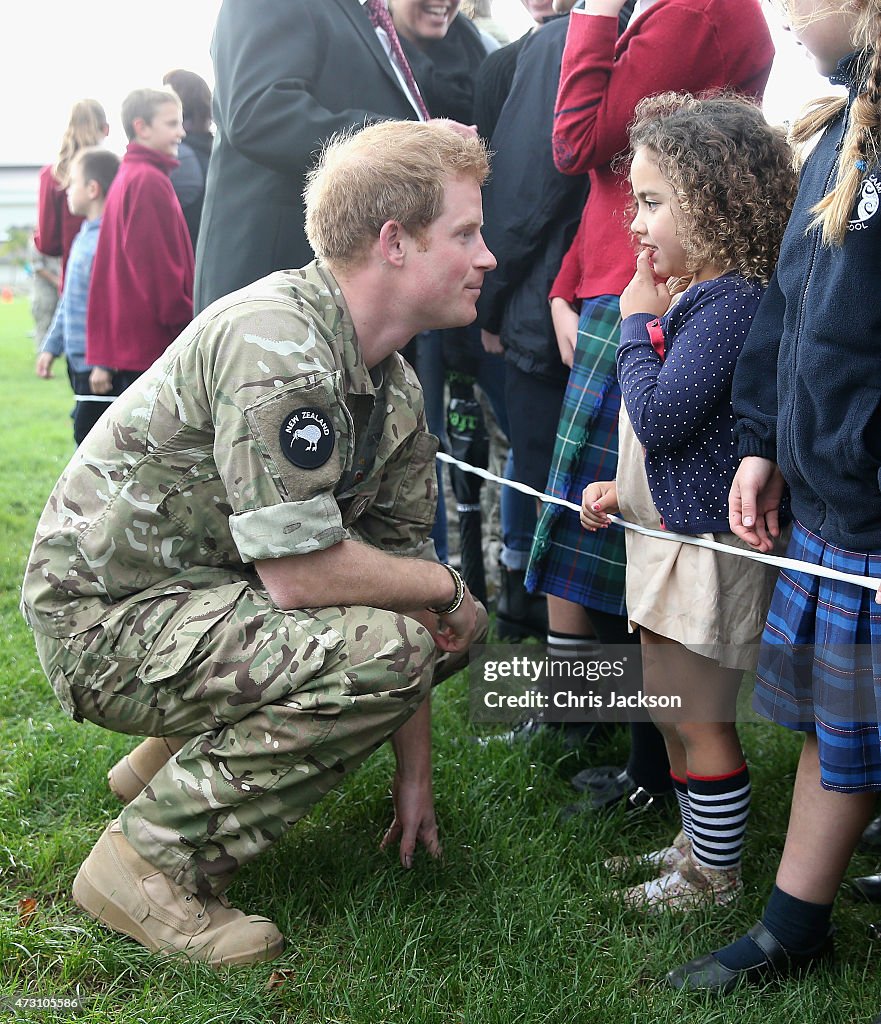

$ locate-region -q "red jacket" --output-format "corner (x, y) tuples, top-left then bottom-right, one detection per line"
(34, 165), (85, 283)
(87, 143), (194, 372)
(550, 0), (773, 303)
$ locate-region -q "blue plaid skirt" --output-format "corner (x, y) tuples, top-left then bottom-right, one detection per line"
(753, 520), (881, 792)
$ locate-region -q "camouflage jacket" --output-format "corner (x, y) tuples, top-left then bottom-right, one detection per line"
(22, 261), (439, 637)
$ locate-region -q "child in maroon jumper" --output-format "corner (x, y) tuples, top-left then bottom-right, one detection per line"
(86, 87), (194, 402)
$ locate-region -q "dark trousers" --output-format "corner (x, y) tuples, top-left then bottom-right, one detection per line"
(69, 367), (142, 446)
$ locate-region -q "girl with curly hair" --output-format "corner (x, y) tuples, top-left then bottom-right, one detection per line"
(667, 0), (881, 1003)
(580, 91), (796, 912)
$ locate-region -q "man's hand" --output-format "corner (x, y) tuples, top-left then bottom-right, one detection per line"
(408, 591), (480, 656)
(432, 588), (480, 654)
(481, 330), (503, 355)
(619, 249), (671, 320)
(580, 479), (618, 530)
(380, 770), (441, 869)
(35, 352), (55, 378)
(383, 698), (441, 869)
(551, 296), (579, 368)
(89, 366), (114, 395)
(728, 456), (785, 552)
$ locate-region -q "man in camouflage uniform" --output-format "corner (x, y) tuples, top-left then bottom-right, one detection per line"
(21, 120), (495, 966)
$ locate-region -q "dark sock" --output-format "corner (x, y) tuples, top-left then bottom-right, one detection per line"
(626, 722), (672, 792)
(714, 885), (833, 970)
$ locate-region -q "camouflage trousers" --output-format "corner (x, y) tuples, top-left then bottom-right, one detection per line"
(33, 568), (469, 895)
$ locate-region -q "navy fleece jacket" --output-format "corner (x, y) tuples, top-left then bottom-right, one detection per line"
(618, 274), (764, 534)
(732, 53), (881, 550)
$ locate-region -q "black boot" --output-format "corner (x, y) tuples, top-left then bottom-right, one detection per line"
(495, 567), (548, 642)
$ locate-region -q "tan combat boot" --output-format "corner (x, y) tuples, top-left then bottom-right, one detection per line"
(72, 820), (284, 966)
(107, 737), (189, 804)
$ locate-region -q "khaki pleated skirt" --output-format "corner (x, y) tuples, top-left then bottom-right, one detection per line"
(615, 409), (782, 671)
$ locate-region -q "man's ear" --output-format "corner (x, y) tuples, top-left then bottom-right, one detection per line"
(378, 219), (407, 267)
(86, 179), (101, 201)
(132, 116), (148, 140)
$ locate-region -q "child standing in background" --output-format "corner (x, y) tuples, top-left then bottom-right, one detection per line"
(86, 87), (194, 402)
(34, 99), (109, 284)
(36, 147), (120, 446)
(581, 92), (796, 910)
(669, 0), (881, 1003)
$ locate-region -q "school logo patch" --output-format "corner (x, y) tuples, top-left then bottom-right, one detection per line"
(849, 174), (880, 231)
(279, 407), (335, 468)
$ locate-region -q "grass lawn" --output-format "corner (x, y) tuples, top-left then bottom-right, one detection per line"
(0, 295), (879, 1023)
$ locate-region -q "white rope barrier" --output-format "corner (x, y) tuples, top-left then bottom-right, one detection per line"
(436, 451), (881, 593)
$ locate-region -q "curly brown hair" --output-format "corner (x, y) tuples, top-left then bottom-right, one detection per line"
(625, 92), (797, 284)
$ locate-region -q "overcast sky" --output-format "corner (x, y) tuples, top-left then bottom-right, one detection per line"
(2, 1), (837, 166)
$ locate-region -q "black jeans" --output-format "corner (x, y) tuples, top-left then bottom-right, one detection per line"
(69, 366), (142, 446)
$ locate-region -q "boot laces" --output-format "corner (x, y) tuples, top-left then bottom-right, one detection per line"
(184, 892), (208, 920)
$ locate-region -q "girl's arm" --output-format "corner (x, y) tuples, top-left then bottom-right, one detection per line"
(551, 297), (579, 368)
(731, 270), (784, 462)
(580, 480), (618, 531)
(728, 457), (785, 553)
(34, 169), (63, 259)
(617, 278), (761, 454)
(728, 272), (786, 553)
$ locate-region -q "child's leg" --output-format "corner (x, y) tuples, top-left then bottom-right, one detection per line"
(624, 630), (748, 906)
(640, 627), (744, 771)
(669, 733), (877, 988)
(776, 733), (876, 903)
(640, 629), (747, 850)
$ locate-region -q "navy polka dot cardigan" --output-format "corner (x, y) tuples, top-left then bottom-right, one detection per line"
(617, 274), (765, 535)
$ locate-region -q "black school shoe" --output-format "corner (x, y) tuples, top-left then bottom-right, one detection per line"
(852, 873), (881, 903)
(560, 770), (673, 821)
(861, 814), (881, 852)
(666, 921), (834, 993)
(565, 766), (673, 814)
(476, 719), (606, 751)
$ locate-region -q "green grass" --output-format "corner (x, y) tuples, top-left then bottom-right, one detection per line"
(0, 296), (879, 1023)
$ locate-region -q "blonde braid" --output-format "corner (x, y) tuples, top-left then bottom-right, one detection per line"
(789, 95), (847, 158)
(810, 6), (881, 246)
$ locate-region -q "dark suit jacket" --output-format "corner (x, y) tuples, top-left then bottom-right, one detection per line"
(194, 0), (417, 312)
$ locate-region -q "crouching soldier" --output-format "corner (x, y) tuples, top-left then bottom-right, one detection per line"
(21, 120), (495, 965)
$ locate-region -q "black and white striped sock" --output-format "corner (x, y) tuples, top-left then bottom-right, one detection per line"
(671, 771), (693, 841)
(542, 631), (601, 732)
(545, 630), (600, 661)
(687, 763), (750, 871)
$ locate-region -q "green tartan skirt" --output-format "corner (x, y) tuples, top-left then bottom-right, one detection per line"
(525, 294), (627, 616)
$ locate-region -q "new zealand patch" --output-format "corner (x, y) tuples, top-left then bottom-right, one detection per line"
(279, 407), (335, 469)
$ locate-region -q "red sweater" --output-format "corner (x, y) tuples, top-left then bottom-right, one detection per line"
(34, 165), (85, 283)
(550, 0), (773, 303)
(87, 143), (194, 372)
